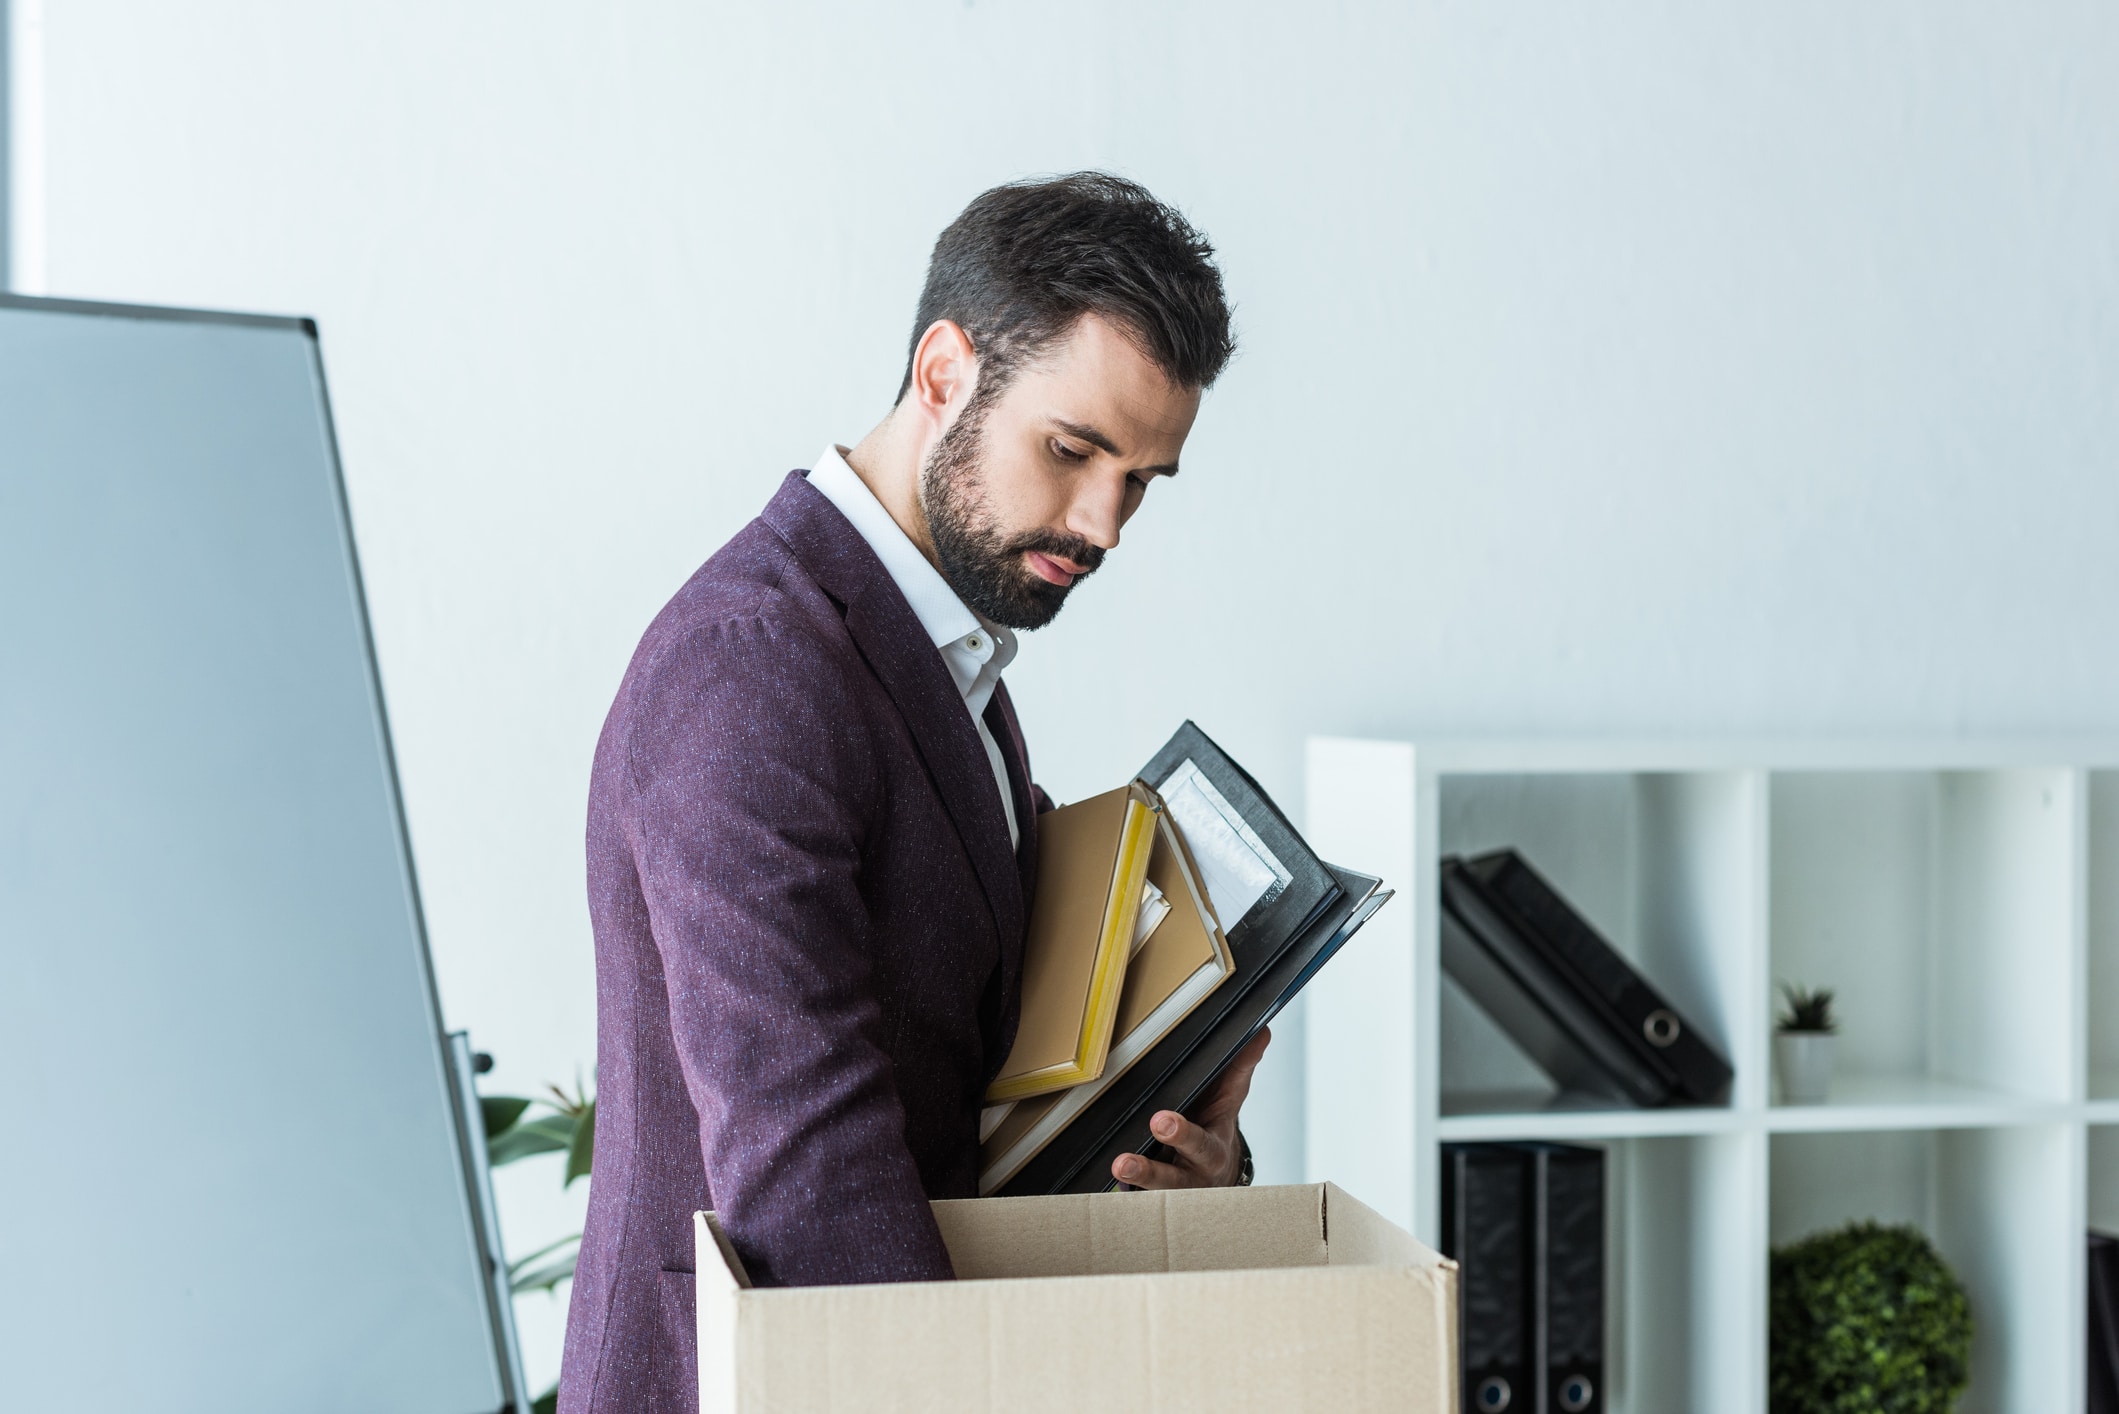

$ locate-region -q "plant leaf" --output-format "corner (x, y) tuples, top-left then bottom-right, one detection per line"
(508, 1230), (582, 1295)
(487, 1113), (575, 1166)
(531, 1386), (559, 1414)
(480, 1095), (532, 1141)
(546, 1073), (591, 1119)
(510, 1246), (580, 1295)
(564, 1099), (596, 1188)
(507, 1232), (582, 1275)
(510, 1254), (578, 1295)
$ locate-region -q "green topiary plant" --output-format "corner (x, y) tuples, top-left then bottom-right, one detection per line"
(1770, 1220), (1972, 1414)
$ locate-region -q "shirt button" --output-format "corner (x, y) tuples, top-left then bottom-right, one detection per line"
(966, 635), (983, 652)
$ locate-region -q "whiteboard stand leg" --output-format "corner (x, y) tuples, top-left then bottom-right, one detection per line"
(449, 1030), (533, 1414)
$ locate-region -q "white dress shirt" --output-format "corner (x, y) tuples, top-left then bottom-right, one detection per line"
(808, 446), (1021, 849)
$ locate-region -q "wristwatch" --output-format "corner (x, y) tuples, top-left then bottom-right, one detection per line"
(1235, 1133), (1254, 1187)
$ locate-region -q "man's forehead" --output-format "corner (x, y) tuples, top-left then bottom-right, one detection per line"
(1013, 316), (1200, 452)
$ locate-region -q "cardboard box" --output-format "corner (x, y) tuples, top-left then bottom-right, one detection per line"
(693, 1181), (1458, 1412)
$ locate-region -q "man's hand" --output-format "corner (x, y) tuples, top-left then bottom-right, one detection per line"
(1110, 1027), (1270, 1190)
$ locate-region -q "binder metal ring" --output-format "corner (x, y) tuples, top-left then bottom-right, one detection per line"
(1642, 1008), (1681, 1047)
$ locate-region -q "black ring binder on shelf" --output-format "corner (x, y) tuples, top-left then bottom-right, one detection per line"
(1443, 1144), (1533, 1412)
(1441, 850), (1733, 1108)
(1443, 1142), (1606, 1414)
(2092, 1230), (2119, 1414)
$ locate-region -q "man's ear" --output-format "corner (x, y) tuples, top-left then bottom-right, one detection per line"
(907, 320), (978, 433)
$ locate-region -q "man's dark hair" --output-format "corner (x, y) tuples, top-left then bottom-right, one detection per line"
(897, 172), (1235, 402)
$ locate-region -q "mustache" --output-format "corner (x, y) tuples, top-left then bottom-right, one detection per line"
(1005, 528), (1105, 578)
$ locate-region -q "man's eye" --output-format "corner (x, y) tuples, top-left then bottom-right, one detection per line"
(1126, 473), (1152, 493)
(1051, 439), (1089, 462)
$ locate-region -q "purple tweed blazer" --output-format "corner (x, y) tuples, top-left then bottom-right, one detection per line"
(558, 471), (1042, 1414)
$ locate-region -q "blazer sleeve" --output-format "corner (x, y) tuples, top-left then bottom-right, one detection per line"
(619, 614), (955, 1287)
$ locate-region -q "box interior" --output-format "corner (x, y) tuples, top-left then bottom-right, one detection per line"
(930, 1182), (1435, 1282)
(700, 1183), (1444, 1291)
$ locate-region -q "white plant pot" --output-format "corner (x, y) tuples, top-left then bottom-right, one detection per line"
(1775, 1032), (1837, 1104)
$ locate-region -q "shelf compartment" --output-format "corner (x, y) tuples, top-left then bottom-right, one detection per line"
(2085, 1127), (2119, 1238)
(1767, 769), (2078, 1109)
(1770, 1126), (2078, 1414)
(2092, 773), (2119, 1100)
(1605, 1133), (1765, 1414)
(1435, 769), (1761, 1116)
(2094, 1126), (2119, 1237)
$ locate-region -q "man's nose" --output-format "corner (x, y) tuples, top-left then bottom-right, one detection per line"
(1065, 473), (1126, 552)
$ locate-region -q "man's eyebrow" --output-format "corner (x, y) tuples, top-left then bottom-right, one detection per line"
(1052, 419), (1181, 477)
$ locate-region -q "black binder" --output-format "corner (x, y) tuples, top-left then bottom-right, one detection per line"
(1441, 851), (1732, 1107)
(1527, 1143), (1604, 1414)
(1441, 1142), (1605, 1414)
(1442, 1145), (1533, 1414)
(2092, 1230), (2119, 1414)
(997, 722), (1368, 1196)
(1137, 720), (1340, 955)
(1054, 865), (1387, 1194)
(1440, 873), (1667, 1107)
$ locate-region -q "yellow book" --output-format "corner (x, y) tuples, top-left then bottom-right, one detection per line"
(983, 782), (1160, 1104)
(978, 804), (1236, 1192)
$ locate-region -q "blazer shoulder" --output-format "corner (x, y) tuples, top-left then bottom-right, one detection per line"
(604, 522), (875, 786)
(628, 518), (840, 674)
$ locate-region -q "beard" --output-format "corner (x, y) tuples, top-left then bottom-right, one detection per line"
(919, 396), (1105, 631)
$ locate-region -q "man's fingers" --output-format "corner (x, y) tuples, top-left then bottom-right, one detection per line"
(1111, 1033), (1272, 1189)
(1196, 1027), (1273, 1126)
(1112, 1150), (1186, 1188)
(1222, 1028), (1271, 1098)
(1112, 1148), (1203, 1190)
(1110, 1111), (1232, 1189)
(1148, 1110), (1223, 1170)
(1220, 1029), (1272, 1094)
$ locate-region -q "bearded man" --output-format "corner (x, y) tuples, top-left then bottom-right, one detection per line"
(560, 173), (1262, 1414)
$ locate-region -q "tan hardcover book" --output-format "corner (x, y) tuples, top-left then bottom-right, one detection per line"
(984, 782), (1159, 1104)
(979, 804), (1236, 1192)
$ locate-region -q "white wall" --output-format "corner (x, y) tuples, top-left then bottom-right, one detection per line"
(27, 0), (2119, 1390)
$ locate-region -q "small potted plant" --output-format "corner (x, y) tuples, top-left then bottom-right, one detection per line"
(1775, 983), (1838, 1103)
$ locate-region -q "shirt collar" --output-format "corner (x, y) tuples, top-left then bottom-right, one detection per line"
(807, 445), (1012, 664)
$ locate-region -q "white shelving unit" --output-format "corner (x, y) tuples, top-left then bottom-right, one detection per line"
(1302, 739), (2119, 1414)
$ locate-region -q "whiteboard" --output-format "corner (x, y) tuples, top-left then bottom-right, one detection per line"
(0, 296), (510, 1412)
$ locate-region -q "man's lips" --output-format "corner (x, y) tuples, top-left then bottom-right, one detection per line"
(1025, 550), (1089, 586)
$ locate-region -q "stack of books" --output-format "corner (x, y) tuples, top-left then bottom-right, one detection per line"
(980, 722), (1392, 1196)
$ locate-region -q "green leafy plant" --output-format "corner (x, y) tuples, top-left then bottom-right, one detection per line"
(482, 1075), (595, 1414)
(484, 1075), (596, 1189)
(1776, 982), (1838, 1035)
(483, 1076), (596, 1295)
(1769, 1221), (1971, 1414)
(482, 1077), (595, 1296)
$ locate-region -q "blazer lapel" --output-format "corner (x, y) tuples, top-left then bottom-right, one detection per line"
(981, 681), (1039, 1062)
(986, 680), (1039, 898)
(762, 472), (1026, 956)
